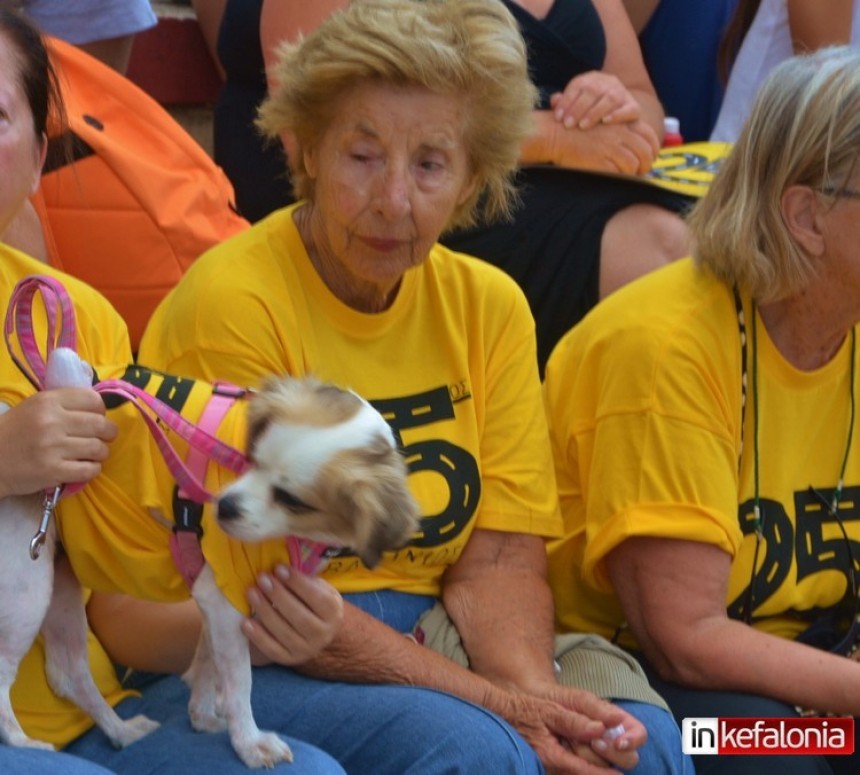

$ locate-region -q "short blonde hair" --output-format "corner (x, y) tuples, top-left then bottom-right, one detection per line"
(690, 46), (860, 301)
(257, 0), (536, 231)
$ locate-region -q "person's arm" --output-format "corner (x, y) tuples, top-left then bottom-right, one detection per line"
(550, 0), (663, 135)
(788, 0), (854, 52)
(87, 565), (344, 673)
(594, 0), (664, 134)
(621, 0), (661, 34)
(443, 529), (557, 689)
(76, 37), (136, 75)
(608, 536), (860, 716)
(522, 0), (661, 174)
(86, 594), (202, 674)
(0, 389), (115, 499)
(292, 595), (635, 774)
(190, 0), (228, 81)
(259, 0), (348, 88)
(443, 528), (645, 770)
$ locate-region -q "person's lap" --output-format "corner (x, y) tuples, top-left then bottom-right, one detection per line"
(68, 590), (542, 775)
(0, 745), (115, 775)
(633, 650), (858, 775)
(63, 672), (344, 774)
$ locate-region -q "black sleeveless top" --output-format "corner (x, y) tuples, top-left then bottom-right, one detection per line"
(501, 0), (605, 107)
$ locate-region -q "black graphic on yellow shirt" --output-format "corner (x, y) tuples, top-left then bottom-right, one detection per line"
(728, 486), (860, 621)
(373, 386), (480, 549)
(105, 364), (198, 413)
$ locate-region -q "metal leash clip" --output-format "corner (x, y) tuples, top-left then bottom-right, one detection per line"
(30, 485), (62, 560)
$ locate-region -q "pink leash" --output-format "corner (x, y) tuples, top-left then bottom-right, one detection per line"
(5, 275), (335, 577)
(5, 275), (246, 570)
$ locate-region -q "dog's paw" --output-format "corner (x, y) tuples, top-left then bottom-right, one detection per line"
(234, 731), (293, 769)
(111, 715), (160, 748)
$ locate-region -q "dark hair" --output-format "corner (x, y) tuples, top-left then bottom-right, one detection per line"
(0, 7), (66, 139)
(717, 0), (761, 85)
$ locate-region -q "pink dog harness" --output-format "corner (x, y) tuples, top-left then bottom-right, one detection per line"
(5, 275), (334, 579)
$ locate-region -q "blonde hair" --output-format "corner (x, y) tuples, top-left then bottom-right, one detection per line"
(257, 0), (536, 231)
(690, 46), (860, 301)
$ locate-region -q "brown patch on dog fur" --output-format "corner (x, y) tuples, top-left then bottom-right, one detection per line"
(246, 376), (363, 454)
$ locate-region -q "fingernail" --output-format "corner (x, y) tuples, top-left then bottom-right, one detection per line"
(247, 588), (260, 607)
(592, 738), (608, 752)
(275, 564), (291, 581)
(563, 116), (574, 129)
(258, 573), (273, 593)
(579, 119), (590, 130)
(604, 724), (625, 741)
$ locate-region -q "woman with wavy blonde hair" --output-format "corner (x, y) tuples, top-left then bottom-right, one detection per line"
(546, 46), (860, 775)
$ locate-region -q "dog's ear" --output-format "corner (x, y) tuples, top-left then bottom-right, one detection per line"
(335, 437), (420, 568)
(350, 480), (419, 568)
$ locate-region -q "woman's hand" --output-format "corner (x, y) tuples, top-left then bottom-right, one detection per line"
(547, 117), (659, 175)
(550, 71), (642, 130)
(496, 688), (642, 773)
(243, 564), (344, 666)
(531, 682), (646, 771)
(0, 389), (115, 498)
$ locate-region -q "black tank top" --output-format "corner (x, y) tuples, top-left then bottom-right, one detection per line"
(502, 0), (606, 107)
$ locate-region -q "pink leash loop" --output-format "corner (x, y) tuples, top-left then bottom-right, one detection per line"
(5, 274), (77, 389)
(4, 275), (246, 504)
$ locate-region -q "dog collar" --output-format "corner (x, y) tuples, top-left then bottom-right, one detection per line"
(286, 537), (340, 575)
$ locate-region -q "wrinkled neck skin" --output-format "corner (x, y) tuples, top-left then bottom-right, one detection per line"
(757, 282), (856, 371)
(294, 203), (402, 314)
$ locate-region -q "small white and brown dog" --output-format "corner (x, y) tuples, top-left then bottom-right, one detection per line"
(0, 348), (419, 767)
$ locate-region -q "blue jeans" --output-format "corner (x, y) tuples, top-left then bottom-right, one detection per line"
(613, 701), (694, 774)
(0, 746), (114, 775)
(67, 591), (541, 774)
(63, 672), (345, 774)
(634, 650), (858, 775)
(348, 590), (689, 774)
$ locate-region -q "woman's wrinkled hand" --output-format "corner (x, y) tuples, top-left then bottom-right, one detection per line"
(498, 687), (643, 774)
(0, 388), (115, 498)
(535, 683), (646, 771)
(546, 118), (659, 176)
(550, 72), (642, 130)
(243, 564), (344, 666)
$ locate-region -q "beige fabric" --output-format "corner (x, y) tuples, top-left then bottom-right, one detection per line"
(414, 602), (668, 710)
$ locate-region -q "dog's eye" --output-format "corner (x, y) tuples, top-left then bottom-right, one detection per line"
(272, 486), (314, 513)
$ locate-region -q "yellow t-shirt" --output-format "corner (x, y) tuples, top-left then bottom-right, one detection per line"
(0, 244), (134, 745)
(140, 203), (562, 608)
(545, 258), (860, 646)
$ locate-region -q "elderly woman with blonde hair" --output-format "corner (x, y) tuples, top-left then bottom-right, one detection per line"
(135, 0), (690, 772)
(546, 45), (860, 775)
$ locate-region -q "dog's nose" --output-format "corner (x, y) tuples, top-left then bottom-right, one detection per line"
(216, 494), (242, 521)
